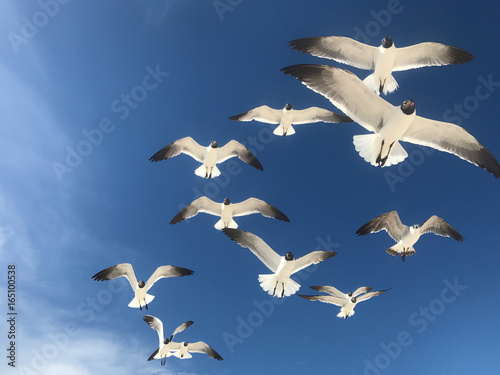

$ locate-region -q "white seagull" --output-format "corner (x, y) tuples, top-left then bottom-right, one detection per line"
(143, 316), (193, 365)
(299, 285), (389, 318)
(170, 197), (290, 229)
(289, 35), (474, 95)
(281, 64), (500, 177)
(92, 263), (194, 310)
(229, 103), (352, 136)
(356, 211), (464, 261)
(222, 228), (336, 298)
(149, 136), (263, 178)
(168, 341), (223, 361)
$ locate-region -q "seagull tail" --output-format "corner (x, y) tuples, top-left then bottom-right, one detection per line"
(363, 73), (399, 95)
(386, 243), (416, 260)
(128, 294), (155, 308)
(384, 141), (408, 167)
(258, 274), (300, 298)
(194, 165), (221, 178)
(214, 219), (238, 230)
(273, 124), (295, 136)
(353, 135), (408, 167)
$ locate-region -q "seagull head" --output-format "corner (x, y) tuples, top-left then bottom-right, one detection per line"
(138, 280), (146, 288)
(412, 224), (420, 229)
(347, 292), (353, 297)
(182, 342), (189, 347)
(351, 297), (357, 303)
(210, 141), (218, 148)
(285, 103), (293, 111)
(285, 252), (294, 261)
(163, 338), (170, 344)
(223, 198), (231, 205)
(382, 36), (393, 48)
(401, 99), (415, 115)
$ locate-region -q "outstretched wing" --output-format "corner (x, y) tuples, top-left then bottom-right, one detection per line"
(217, 140), (263, 171)
(143, 315), (164, 348)
(356, 289), (390, 302)
(145, 265), (194, 291)
(420, 215), (464, 242)
(149, 137), (206, 163)
(222, 228), (282, 272)
(229, 105), (282, 124)
(394, 42), (473, 71)
(402, 116), (500, 178)
(187, 341), (223, 361)
(292, 251), (336, 274)
(170, 196), (222, 224)
(288, 36), (378, 70)
(352, 286), (373, 297)
(91, 263), (138, 291)
(356, 211), (407, 242)
(310, 285), (345, 297)
(232, 198), (290, 222)
(292, 107), (352, 125)
(170, 321), (194, 341)
(298, 294), (346, 307)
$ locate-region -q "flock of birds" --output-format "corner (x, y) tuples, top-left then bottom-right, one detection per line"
(91, 33), (497, 365)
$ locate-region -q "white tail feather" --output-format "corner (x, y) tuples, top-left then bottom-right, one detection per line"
(128, 294), (154, 308)
(363, 73), (399, 95)
(384, 141), (408, 166)
(353, 135), (408, 167)
(258, 274), (300, 298)
(273, 124), (295, 136)
(214, 219), (238, 230)
(382, 75), (399, 95)
(194, 164), (221, 178)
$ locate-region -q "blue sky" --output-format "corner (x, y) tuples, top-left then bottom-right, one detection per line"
(1, 0), (499, 374)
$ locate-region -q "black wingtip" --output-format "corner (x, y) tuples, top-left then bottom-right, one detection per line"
(177, 267), (195, 277)
(287, 37), (322, 54)
(228, 113), (245, 121)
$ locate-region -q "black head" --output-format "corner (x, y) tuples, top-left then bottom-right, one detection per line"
(351, 297), (357, 303)
(210, 141), (218, 148)
(183, 342), (189, 347)
(285, 252), (294, 261)
(401, 99), (415, 115)
(138, 280), (146, 288)
(163, 338), (169, 344)
(223, 198), (231, 205)
(413, 224), (420, 229)
(347, 292), (353, 297)
(285, 103), (292, 110)
(382, 36), (393, 48)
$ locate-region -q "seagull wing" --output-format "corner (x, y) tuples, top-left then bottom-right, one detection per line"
(222, 228), (282, 272)
(292, 251), (336, 274)
(298, 294), (346, 307)
(149, 137), (206, 163)
(145, 265), (194, 291)
(217, 140), (263, 170)
(187, 342), (223, 361)
(143, 315), (164, 348)
(281, 64), (393, 132)
(170, 321), (194, 341)
(420, 215), (464, 242)
(91, 263), (138, 291)
(310, 285), (345, 297)
(356, 289), (390, 302)
(232, 198), (290, 222)
(170, 197), (221, 224)
(401, 116), (500, 178)
(292, 107), (352, 125)
(356, 211), (407, 242)
(393, 42), (474, 71)
(288, 36), (378, 70)
(352, 286), (373, 297)
(229, 105), (282, 124)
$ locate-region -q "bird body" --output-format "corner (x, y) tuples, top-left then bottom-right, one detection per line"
(364, 41), (398, 95)
(168, 341), (223, 361)
(258, 253), (300, 298)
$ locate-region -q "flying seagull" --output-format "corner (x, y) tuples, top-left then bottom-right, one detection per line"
(356, 211), (464, 261)
(143, 316), (193, 365)
(92, 263), (194, 310)
(222, 228), (336, 298)
(299, 285), (389, 318)
(288, 35), (474, 95)
(281, 64), (500, 177)
(168, 341), (223, 361)
(170, 197), (290, 229)
(149, 136), (263, 178)
(229, 103), (352, 136)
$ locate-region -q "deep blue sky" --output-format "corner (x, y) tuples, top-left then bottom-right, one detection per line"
(1, 1), (499, 374)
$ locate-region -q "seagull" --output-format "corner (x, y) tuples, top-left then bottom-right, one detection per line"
(92, 263), (194, 310)
(168, 341), (223, 361)
(143, 316), (193, 365)
(356, 211), (464, 261)
(149, 137), (263, 178)
(170, 197), (290, 229)
(229, 103), (352, 136)
(222, 228), (336, 298)
(281, 64), (500, 177)
(298, 285), (389, 318)
(288, 35), (474, 95)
